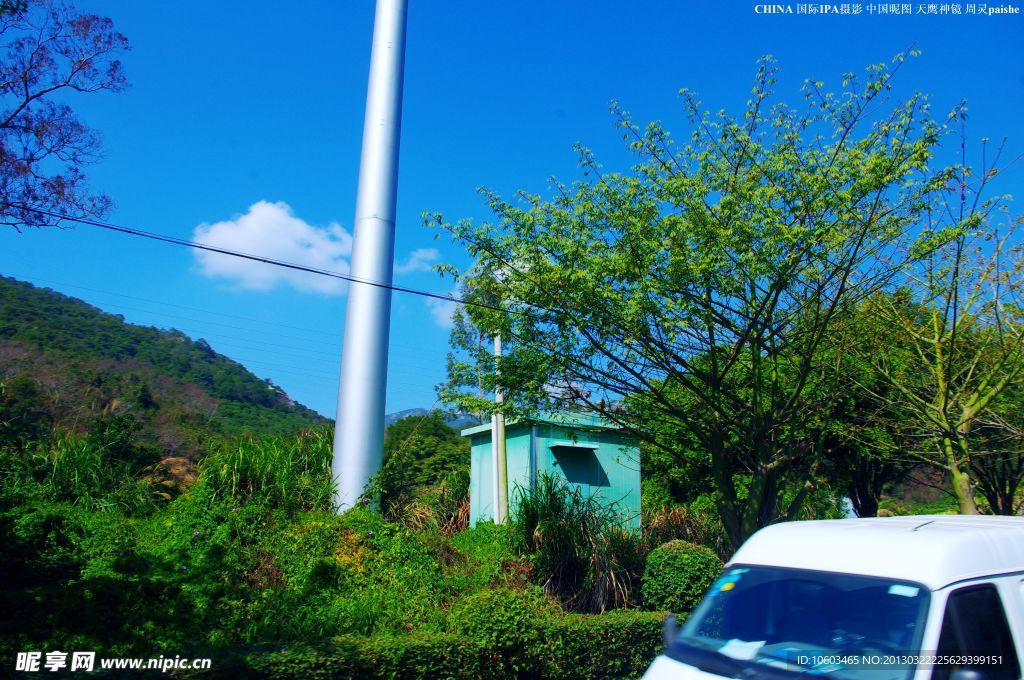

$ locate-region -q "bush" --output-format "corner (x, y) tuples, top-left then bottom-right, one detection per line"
(447, 587), (557, 674)
(1, 424), (665, 669)
(641, 540), (722, 614)
(0, 499), (198, 658)
(15, 432), (154, 513)
(387, 470), (470, 536)
(509, 474), (643, 613)
(447, 522), (512, 593)
(540, 610), (668, 679)
(211, 609), (667, 679)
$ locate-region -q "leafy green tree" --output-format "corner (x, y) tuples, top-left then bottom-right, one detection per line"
(809, 314), (922, 517)
(377, 412), (470, 507)
(432, 54), (964, 549)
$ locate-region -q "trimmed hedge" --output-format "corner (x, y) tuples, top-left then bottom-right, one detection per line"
(641, 540), (722, 614)
(447, 587), (556, 675)
(207, 610), (667, 679)
(539, 610), (668, 679)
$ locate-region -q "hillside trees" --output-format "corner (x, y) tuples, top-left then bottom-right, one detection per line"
(0, 276), (327, 453)
(432, 54), (973, 549)
(0, 0), (128, 229)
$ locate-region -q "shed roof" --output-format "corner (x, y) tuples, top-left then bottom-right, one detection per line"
(460, 411), (625, 437)
(730, 515), (1024, 590)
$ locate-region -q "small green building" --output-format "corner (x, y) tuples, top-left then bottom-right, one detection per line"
(461, 412), (641, 528)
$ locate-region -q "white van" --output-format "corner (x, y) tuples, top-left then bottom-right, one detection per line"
(643, 515), (1024, 680)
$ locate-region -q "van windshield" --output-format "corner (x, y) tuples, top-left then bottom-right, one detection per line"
(669, 565), (930, 680)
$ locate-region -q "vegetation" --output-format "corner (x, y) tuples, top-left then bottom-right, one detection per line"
(433, 54), (1023, 542)
(0, 425), (669, 678)
(0, 275), (328, 458)
(641, 541), (723, 614)
(4, 39), (1023, 676)
(208, 610), (666, 679)
(508, 474), (644, 614)
(854, 213), (1024, 514)
(377, 410), (470, 509)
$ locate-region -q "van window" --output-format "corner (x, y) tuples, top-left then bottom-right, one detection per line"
(671, 565), (929, 679)
(933, 584), (1020, 680)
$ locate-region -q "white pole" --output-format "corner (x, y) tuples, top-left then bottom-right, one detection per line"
(332, 0), (408, 513)
(494, 334), (508, 522)
(491, 411), (500, 522)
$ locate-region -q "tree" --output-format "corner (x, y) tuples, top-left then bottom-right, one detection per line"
(856, 182), (1023, 514)
(433, 54), (963, 549)
(970, 385), (1024, 515)
(0, 0), (128, 230)
(376, 412), (470, 507)
(816, 339), (918, 518)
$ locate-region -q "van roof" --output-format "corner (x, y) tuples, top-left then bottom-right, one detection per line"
(729, 515), (1024, 590)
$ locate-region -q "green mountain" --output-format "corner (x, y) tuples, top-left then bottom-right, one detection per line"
(0, 275), (328, 456)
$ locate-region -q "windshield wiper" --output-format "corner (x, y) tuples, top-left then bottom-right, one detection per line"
(668, 639), (801, 679)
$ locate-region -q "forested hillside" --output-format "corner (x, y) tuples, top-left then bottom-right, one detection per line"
(0, 275), (327, 456)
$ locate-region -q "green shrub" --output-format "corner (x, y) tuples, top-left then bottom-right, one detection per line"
(642, 540), (722, 614)
(364, 634), (488, 680)
(377, 412), (470, 508)
(0, 499), (199, 658)
(541, 610), (667, 679)
(210, 609), (666, 679)
(9, 432), (154, 514)
(212, 640), (367, 679)
(387, 470), (470, 536)
(447, 587), (557, 674)
(509, 474), (643, 613)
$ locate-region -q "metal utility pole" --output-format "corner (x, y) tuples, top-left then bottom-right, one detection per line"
(332, 0), (408, 513)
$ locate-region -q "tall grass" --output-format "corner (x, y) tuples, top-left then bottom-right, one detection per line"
(642, 503), (731, 561)
(387, 470), (471, 536)
(509, 474), (644, 614)
(3, 432), (152, 512)
(198, 427), (336, 512)
(39, 431), (107, 501)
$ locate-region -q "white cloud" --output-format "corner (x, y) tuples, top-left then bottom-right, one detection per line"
(395, 247), (440, 274)
(192, 201), (352, 295)
(426, 293), (459, 329)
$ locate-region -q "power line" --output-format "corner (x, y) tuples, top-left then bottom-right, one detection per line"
(0, 293), (455, 378)
(21, 207), (511, 316)
(0, 275), (464, 382)
(1, 271), (460, 369)
(0, 270), (335, 336)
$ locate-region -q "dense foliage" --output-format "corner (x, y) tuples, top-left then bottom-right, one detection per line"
(377, 411), (470, 508)
(433, 54), (1023, 541)
(209, 610), (667, 679)
(0, 425), (671, 677)
(641, 540), (723, 614)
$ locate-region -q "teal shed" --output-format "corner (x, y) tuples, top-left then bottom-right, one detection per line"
(461, 412), (641, 528)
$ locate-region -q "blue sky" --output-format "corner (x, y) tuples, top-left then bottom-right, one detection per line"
(2, 1), (1022, 418)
